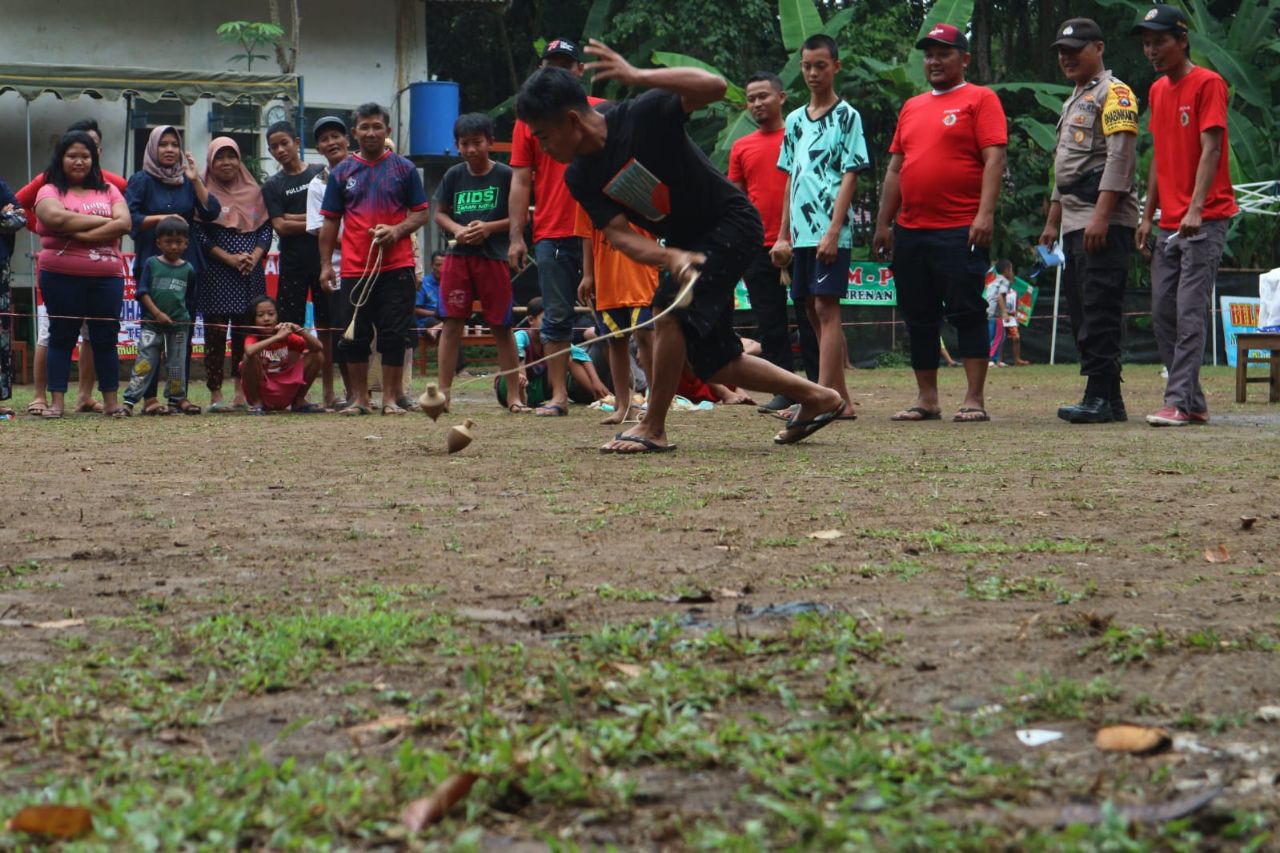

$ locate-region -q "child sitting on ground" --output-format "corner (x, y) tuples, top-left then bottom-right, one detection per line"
(495, 298), (609, 409)
(240, 295), (325, 413)
(123, 216), (199, 415)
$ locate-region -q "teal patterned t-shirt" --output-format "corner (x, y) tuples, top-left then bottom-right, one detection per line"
(777, 100), (870, 248)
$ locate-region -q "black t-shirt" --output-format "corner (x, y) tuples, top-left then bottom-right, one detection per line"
(566, 90), (753, 248)
(433, 160), (512, 262)
(263, 163), (323, 274)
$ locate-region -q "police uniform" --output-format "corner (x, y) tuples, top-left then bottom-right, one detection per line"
(1050, 18), (1140, 424)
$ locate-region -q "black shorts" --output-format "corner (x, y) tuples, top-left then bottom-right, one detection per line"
(275, 267), (333, 329)
(335, 267), (416, 366)
(654, 208), (762, 380)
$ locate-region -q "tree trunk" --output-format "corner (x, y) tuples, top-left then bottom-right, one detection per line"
(494, 10), (520, 95)
(267, 0), (300, 74)
(971, 0), (993, 83)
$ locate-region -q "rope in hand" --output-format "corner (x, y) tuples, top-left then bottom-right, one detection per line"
(342, 243), (384, 342)
(451, 262), (701, 388)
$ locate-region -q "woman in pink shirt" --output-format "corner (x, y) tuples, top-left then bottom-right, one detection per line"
(33, 131), (131, 418)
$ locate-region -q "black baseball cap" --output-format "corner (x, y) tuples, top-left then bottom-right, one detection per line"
(1051, 18), (1105, 49)
(312, 115), (347, 143)
(542, 37), (581, 63)
(915, 23), (969, 52)
(1130, 4), (1189, 35)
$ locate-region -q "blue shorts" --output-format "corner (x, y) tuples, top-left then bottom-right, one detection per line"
(790, 246), (850, 302)
(595, 306), (653, 336)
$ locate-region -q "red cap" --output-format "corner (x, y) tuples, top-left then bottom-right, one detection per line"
(915, 23), (970, 51)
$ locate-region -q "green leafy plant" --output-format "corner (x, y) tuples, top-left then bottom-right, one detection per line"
(217, 21), (284, 72)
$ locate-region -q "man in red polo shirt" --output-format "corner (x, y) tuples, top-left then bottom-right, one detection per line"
(508, 38), (606, 417)
(728, 70), (819, 413)
(1133, 4), (1237, 427)
(872, 23), (1007, 423)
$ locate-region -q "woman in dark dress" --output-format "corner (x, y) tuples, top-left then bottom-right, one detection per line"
(125, 126), (219, 414)
(195, 137), (271, 411)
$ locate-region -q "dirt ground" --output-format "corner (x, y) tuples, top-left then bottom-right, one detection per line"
(1, 363), (1278, 849)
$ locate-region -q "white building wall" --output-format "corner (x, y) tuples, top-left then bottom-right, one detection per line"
(0, 0), (427, 288)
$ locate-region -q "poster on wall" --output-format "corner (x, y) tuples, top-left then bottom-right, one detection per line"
(36, 253), (284, 360)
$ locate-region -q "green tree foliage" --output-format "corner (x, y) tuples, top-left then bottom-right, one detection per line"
(216, 21), (284, 73)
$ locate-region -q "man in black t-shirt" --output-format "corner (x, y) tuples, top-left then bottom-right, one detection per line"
(263, 121), (325, 329)
(516, 44), (843, 452)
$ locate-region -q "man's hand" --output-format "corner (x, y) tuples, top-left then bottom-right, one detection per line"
(320, 263), (339, 293)
(666, 248), (707, 280)
(583, 40), (642, 87)
(577, 276), (595, 307)
(370, 224), (400, 247)
(508, 235), (529, 271)
(154, 311), (173, 327)
(1178, 208), (1202, 239)
(871, 225), (893, 262)
(769, 238), (793, 269)
(1135, 218), (1153, 259)
(1083, 211), (1109, 255)
(968, 211), (995, 249)
(816, 230), (839, 265)
(457, 221), (485, 246)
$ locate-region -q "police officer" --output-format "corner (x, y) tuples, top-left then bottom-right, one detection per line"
(1039, 18), (1140, 424)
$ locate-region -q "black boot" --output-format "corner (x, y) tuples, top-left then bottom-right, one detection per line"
(1060, 376), (1115, 424)
(1110, 376), (1127, 422)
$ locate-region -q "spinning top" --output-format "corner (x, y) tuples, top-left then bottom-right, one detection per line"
(418, 384), (447, 421)
(672, 262), (699, 308)
(446, 419), (476, 454)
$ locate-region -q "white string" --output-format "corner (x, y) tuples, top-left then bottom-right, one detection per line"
(342, 244), (384, 341)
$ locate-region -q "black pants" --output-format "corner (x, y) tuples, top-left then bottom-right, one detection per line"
(336, 267), (416, 366)
(741, 247), (819, 381)
(1062, 226), (1131, 380)
(891, 225), (989, 370)
(276, 267), (333, 329)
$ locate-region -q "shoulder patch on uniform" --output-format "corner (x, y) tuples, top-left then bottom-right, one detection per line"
(1101, 82), (1138, 136)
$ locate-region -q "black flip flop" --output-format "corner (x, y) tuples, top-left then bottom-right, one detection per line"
(953, 407), (991, 423)
(891, 406), (942, 422)
(601, 433), (677, 454)
(773, 401), (847, 445)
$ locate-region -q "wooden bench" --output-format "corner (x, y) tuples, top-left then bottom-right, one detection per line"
(1234, 332), (1280, 403)
(11, 340), (28, 384)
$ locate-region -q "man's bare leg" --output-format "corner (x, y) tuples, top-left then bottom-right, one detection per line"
(436, 318), (464, 409)
(711, 354), (842, 442)
(957, 357), (989, 420)
(31, 344), (49, 412)
(75, 341), (99, 411)
(538, 340), (571, 414)
(810, 295), (855, 416)
(601, 315), (684, 451)
(602, 336), (632, 425)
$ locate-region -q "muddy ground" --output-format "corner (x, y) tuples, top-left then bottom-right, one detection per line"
(1, 364), (1277, 849)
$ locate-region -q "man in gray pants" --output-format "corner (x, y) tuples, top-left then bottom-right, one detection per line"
(1133, 4), (1237, 426)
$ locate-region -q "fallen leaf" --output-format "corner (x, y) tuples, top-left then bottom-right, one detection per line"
(1255, 705), (1280, 723)
(807, 529), (844, 540)
(1240, 516), (1258, 531)
(455, 607), (529, 625)
(80, 466), (92, 472)
(662, 591), (714, 604)
(716, 587), (746, 599)
(363, 435), (382, 441)
(347, 715), (414, 745)
(1095, 724), (1171, 754)
(401, 772), (480, 831)
(457, 505), (478, 513)
(33, 619), (85, 630)
(609, 662), (644, 679)
(6, 805), (94, 839)
(1203, 544), (1230, 563)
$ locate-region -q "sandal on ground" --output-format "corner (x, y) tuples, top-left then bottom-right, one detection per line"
(774, 401), (847, 445)
(339, 403), (372, 416)
(174, 400), (202, 415)
(246, 404), (267, 416)
(953, 406), (990, 423)
(508, 402), (533, 413)
(105, 406), (131, 419)
(142, 402), (171, 416)
(41, 407), (64, 420)
(208, 400), (236, 413)
(0, 406), (13, 417)
(601, 433), (677, 454)
(381, 403), (408, 416)
(290, 402), (327, 414)
(26, 400), (47, 416)
(75, 400), (104, 414)
(891, 406), (942, 422)
(535, 402), (567, 417)
(394, 396), (420, 412)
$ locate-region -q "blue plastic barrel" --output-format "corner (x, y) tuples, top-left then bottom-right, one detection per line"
(408, 81), (460, 157)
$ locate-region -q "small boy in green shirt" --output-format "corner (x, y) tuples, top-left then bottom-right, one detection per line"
(123, 216), (197, 415)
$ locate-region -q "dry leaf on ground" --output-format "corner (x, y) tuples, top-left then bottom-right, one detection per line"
(401, 773), (480, 831)
(33, 619), (86, 630)
(6, 805), (94, 839)
(1095, 724), (1171, 754)
(609, 662), (644, 679)
(347, 715), (414, 745)
(1203, 545), (1230, 563)
(807, 529), (844, 540)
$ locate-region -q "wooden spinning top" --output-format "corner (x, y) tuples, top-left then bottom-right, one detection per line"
(446, 419), (475, 454)
(418, 384), (447, 421)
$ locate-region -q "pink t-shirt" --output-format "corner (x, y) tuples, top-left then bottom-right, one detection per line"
(35, 183), (126, 277)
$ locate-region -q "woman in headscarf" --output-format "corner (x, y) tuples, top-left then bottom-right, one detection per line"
(125, 125), (219, 414)
(195, 137), (271, 412)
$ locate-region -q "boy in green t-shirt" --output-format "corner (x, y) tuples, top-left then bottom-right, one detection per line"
(123, 217), (197, 415)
